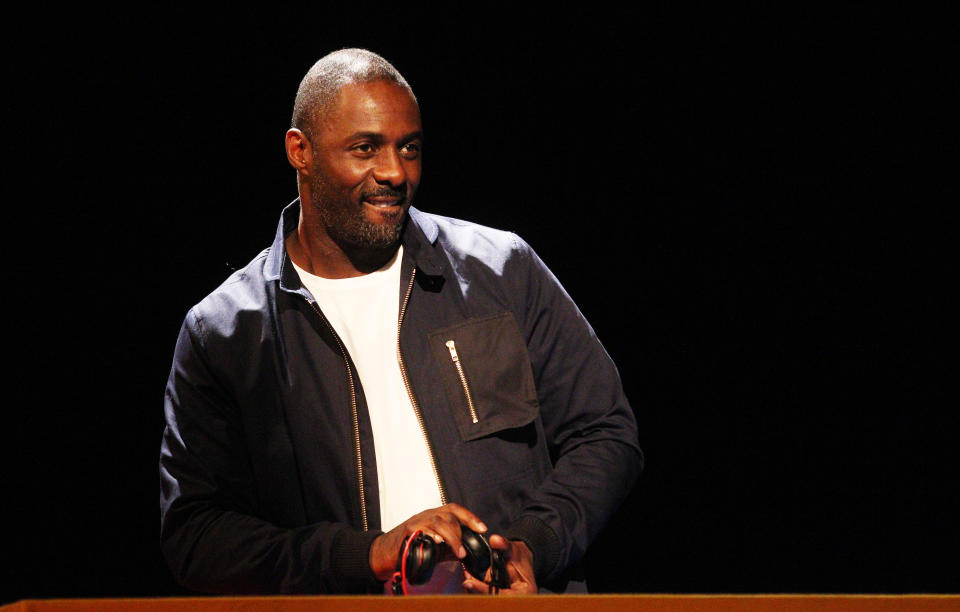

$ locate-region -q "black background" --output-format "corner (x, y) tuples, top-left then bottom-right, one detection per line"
(2, 5), (956, 602)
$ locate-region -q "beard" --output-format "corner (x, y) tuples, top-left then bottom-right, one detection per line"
(309, 172), (408, 251)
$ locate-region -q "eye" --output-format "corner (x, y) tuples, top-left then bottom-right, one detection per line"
(352, 143), (375, 155)
(400, 142), (421, 159)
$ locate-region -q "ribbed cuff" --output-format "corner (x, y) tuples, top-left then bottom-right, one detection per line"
(500, 514), (562, 581)
(330, 528), (383, 590)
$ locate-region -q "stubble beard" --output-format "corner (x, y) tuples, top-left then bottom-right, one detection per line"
(309, 174), (407, 251)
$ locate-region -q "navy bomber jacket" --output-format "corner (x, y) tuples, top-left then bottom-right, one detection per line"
(160, 200), (642, 593)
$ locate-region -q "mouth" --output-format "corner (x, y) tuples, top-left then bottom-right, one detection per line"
(362, 196), (406, 224)
(362, 196), (404, 208)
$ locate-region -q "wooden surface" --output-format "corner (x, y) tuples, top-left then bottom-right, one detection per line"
(2, 595), (960, 612)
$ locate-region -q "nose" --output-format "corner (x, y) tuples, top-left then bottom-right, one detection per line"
(372, 149), (406, 188)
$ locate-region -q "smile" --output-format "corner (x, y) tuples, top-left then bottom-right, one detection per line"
(363, 197), (403, 208)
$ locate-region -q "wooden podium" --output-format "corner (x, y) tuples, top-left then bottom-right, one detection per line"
(3, 595), (960, 611)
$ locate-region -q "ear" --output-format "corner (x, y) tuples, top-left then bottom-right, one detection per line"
(285, 128), (312, 172)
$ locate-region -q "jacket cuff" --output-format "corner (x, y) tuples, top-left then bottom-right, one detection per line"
(500, 514), (562, 581)
(330, 528), (383, 590)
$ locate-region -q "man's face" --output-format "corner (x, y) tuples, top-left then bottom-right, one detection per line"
(306, 80), (422, 250)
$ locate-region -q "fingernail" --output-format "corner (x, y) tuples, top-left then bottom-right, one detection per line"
(478, 522), (488, 532)
(458, 546), (466, 558)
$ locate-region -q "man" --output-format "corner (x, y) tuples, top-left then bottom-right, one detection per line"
(160, 48), (642, 595)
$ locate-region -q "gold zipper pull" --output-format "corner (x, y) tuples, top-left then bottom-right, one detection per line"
(445, 340), (479, 424)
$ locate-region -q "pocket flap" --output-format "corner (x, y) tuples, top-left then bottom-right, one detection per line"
(428, 312), (539, 442)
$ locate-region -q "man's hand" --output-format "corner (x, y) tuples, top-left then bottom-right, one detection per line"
(462, 535), (537, 595)
(368, 503), (488, 581)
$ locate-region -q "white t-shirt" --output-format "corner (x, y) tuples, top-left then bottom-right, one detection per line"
(292, 247), (443, 532)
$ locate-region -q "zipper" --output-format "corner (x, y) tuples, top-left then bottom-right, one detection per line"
(308, 301), (368, 531)
(397, 267), (449, 505)
(444, 340), (479, 423)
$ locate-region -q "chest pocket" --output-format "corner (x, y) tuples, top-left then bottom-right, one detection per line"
(428, 312), (539, 442)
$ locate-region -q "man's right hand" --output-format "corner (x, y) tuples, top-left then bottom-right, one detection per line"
(368, 503), (488, 581)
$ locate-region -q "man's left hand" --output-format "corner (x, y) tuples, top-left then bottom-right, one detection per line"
(462, 535), (537, 595)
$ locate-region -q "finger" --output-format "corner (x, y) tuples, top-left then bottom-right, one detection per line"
(488, 534), (510, 551)
(425, 513), (468, 558)
(500, 541), (536, 587)
(462, 576), (495, 595)
(464, 577), (531, 596)
(442, 503), (488, 533)
(506, 555), (532, 581)
(402, 526), (439, 544)
(409, 510), (467, 559)
(500, 582), (536, 595)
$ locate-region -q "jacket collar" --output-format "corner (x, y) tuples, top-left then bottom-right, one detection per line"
(264, 198), (445, 293)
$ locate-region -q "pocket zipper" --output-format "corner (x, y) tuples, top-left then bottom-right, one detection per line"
(445, 340), (479, 423)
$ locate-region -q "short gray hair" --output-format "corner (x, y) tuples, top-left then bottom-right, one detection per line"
(291, 48), (415, 139)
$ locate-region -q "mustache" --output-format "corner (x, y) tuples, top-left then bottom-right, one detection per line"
(363, 187), (406, 200)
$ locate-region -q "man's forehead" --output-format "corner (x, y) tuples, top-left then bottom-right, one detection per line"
(319, 80), (421, 133)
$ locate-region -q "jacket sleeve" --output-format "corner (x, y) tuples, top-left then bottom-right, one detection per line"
(159, 308), (381, 594)
(499, 237), (643, 583)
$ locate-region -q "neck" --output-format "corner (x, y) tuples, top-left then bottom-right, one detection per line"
(286, 218), (400, 279)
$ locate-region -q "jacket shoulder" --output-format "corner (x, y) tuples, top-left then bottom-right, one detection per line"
(418, 212), (532, 275)
(186, 247), (274, 343)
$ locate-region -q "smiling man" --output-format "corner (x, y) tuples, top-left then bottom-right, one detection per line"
(160, 49), (642, 595)
(286, 77), (422, 275)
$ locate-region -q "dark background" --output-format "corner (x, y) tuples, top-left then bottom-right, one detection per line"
(2, 5), (956, 603)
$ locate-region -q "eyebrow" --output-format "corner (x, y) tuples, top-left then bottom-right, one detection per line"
(346, 130), (423, 143)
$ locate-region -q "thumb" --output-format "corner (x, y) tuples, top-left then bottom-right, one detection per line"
(488, 534), (511, 551)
